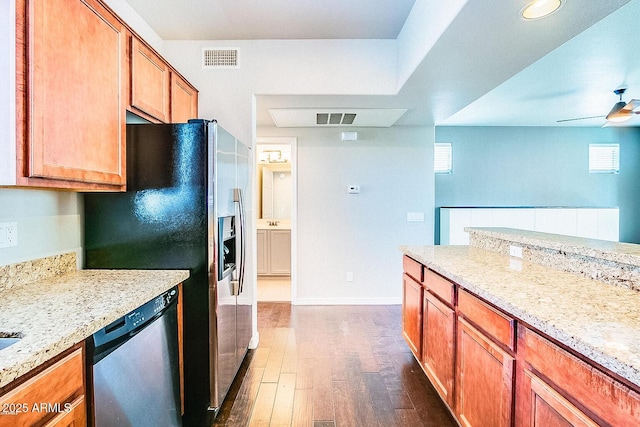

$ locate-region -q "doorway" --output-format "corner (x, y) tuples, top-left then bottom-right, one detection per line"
(255, 137), (297, 302)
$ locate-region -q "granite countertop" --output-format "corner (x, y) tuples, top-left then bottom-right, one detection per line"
(401, 245), (640, 388)
(467, 227), (640, 266)
(0, 269), (189, 389)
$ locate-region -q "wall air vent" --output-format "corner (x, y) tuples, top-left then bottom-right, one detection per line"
(202, 48), (240, 69)
(316, 112), (357, 125)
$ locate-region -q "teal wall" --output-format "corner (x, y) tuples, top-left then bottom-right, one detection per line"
(435, 126), (640, 243)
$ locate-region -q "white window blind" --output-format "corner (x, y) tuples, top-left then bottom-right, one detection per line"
(435, 143), (452, 174)
(589, 144), (619, 173)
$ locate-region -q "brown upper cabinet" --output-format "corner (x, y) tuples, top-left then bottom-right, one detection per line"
(170, 73), (199, 123)
(16, 0), (127, 190)
(13, 0), (198, 191)
(130, 37), (171, 123)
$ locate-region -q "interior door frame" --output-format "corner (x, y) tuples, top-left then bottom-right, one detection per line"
(255, 136), (298, 304)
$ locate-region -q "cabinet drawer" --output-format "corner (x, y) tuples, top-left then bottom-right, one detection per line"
(524, 328), (640, 427)
(403, 256), (423, 283)
(424, 269), (454, 306)
(458, 289), (515, 350)
(0, 348), (84, 427)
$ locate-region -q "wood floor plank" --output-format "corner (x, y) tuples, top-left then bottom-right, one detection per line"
(271, 372), (297, 425)
(251, 347), (271, 369)
(395, 408), (425, 426)
(332, 380), (356, 426)
(343, 353), (378, 427)
(248, 382), (278, 426)
(281, 329), (299, 373)
(364, 372), (398, 426)
(296, 357), (314, 390)
(312, 355), (335, 421)
(292, 388), (314, 426)
(217, 366), (265, 427)
(263, 327), (290, 383)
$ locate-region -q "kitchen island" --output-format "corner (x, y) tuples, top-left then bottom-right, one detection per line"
(401, 228), (640, 427)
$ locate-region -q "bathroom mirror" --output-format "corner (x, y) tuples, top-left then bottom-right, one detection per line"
(257, 145), (292, 219)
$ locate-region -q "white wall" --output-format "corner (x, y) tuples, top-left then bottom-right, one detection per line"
(0, 189), (82, 267)
(102, 0), (165, 53)
(259, 126), (435, 304)
(162, 39), (397, 143)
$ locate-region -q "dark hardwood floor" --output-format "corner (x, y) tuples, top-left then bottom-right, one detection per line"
(212, 303), (457, 426)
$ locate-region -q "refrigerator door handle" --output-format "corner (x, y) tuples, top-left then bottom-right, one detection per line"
(233, 188), (246, 293)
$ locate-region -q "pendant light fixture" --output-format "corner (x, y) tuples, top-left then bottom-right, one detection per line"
(520, 0), (563, 20)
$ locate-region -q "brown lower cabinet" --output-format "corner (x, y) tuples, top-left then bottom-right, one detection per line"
(519, 369), (598, 427)
(401, 255), (640, 427)
(0, 345), (86, 427)
(456, 318), (514, 427)
(421, 289), (455, 408)
(402, 272), (423, 358)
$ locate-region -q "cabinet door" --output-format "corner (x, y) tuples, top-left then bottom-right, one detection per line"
(171, 73), (198, 123)
(519, 370), (598, 427)
(269, 230), (291, 274)
(422, 290), (455, 408)
(26, 0), (127, 187)
(456, 318), (514, 427)
(131, 37), (170, 122)
(402, 273), (423, 357)
(257, 229), (268, 275)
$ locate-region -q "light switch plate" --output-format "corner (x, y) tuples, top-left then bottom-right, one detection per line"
(407, 212), (424, 222)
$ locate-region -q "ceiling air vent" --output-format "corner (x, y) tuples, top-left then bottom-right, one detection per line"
(202, 48), (240, 69)
(316, 112), (357, 125)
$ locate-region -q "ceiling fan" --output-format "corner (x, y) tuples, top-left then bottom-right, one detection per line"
(557, 88), (640, 124)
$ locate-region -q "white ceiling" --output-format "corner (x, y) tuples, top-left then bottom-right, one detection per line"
(126, 0), (640, 128)
(124, 0), (417, 40)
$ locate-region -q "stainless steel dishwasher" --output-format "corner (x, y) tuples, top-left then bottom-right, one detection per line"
(88, 287), (181, 427)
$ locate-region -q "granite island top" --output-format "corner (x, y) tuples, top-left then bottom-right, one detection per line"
(467, 227), (640, 266)
(0, 268), (189, 389)
(400, 244), (640, 388)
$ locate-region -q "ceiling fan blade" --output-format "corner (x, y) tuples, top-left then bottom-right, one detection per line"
(622, 99), (640, 112)
(556, 115), (605, 123)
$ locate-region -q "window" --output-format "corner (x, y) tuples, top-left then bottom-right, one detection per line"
(589, 144), (619, 173)
(435, 143), (452, 174)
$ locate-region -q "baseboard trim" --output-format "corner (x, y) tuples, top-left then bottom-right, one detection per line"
(291, 297), (402, 306)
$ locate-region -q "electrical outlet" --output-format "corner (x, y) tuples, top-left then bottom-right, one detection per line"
(346, 272), (354, 282)
(0, 222), (18, 248)
(509, 245), (523, 258)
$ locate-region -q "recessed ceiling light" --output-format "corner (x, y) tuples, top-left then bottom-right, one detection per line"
(520, 0), (563, 20)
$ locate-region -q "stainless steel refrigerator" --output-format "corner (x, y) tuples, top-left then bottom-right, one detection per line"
(84, 119), (252, 426)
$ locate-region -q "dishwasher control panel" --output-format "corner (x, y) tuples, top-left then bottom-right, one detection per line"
(91, 286), (178, 350)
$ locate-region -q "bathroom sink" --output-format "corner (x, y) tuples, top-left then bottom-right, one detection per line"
(0, 333), (23, 351)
